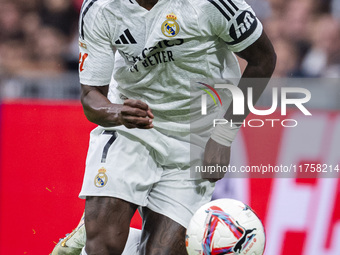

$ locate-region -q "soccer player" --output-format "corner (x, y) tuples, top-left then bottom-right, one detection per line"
(68, 0), (276, 254)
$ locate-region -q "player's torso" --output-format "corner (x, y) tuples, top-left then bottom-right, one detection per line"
(92, 0), (238, 132)
(111, 0), (236, 102)
(108, 0), (232, 79)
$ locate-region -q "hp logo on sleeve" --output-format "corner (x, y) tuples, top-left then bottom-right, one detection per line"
(229, 11), (258, 45)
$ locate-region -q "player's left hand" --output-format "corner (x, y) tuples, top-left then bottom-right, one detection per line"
(202, 138), (231, 182)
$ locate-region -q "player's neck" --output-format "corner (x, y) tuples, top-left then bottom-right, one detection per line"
(136, 0), (159, 10)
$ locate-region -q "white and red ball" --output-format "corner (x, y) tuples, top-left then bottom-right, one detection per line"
(186, 199), (265, 255)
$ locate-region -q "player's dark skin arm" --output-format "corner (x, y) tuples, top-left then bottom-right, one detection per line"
(225, 31), (276, 121)
(203, 31), (276, 182)
(81, 84), (154, 128)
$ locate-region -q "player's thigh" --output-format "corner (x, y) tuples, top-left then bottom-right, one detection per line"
(147, 167), (215, 228)
(85, 196), (138, 250)
(139, 207), (187, 255)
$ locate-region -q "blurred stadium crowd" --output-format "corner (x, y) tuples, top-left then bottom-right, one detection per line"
(0, 0), (339, 99)
(0, 0), (81, 98)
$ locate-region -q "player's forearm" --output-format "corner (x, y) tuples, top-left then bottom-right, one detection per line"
(80, 84), (154, 129)
(81, 86), (123, 127)
(211, 50), (275, 148)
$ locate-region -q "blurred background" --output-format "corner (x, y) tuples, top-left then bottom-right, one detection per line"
(0, 0), (81, 99)
(0, 0), (339, 254)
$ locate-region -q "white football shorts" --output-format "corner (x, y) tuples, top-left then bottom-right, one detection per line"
(79, 126), (215, 228)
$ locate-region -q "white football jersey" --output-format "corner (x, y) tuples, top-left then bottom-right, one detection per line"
(78, 0), (263, 133)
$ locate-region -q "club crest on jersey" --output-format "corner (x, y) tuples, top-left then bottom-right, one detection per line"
(94, 167), (108, 188)
(161, 13), (180, 37)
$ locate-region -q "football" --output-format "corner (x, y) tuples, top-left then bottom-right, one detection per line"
(186, 199), (265, 255)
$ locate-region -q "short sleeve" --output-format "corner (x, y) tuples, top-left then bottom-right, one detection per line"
(78, 6), (115, 86)
(202, 0), (263, 52)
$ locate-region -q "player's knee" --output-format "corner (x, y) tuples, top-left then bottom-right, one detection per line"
(105, 241), (126, 255)
(85, 226), (126, 255)
(86, 237), (126, 255)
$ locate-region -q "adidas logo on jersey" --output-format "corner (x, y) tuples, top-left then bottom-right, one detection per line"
(115, 29), (137, 45)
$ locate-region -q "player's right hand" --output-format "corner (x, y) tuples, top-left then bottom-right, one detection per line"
(119, 99), (154, 129)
